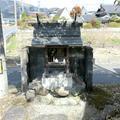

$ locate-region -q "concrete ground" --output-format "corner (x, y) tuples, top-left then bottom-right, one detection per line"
(93, 47), (120, 85)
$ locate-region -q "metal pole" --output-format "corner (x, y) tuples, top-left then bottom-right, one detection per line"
(0, 10), (8, 97)
(14, 0), (17, 28)
(0, 11), (5, 56)
(38, 0), (40, 12)
(21, 0), (24, 13)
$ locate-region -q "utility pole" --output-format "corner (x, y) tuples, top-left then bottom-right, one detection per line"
(14, 0), (17, 28)
(38, 0), (40, 13)
(21, 0), (24, 13)
(0, 10), (8, 97)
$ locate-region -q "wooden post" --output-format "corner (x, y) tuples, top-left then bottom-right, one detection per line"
(0, 10), (8, 97)
(66, 47), (69, 73)
(44, 47), (48, 75)
(84, 46), (93, 91)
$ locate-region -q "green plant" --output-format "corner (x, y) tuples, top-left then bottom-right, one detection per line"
(52, 15), (60, 22)
(21, 12), (27, 21)
(60, 16), (68, 21)
(110, 15), (120, 23)
(17, 12), (33, 29)
(7, 35), (17, 51)
(108, 22), (120, 28)
(83, 23), (93, 29)
(111, 39), (120, 45)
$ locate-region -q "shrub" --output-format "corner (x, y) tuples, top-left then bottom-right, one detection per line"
(108, 22), (120, 28)
(21, 12), (27, 20)
(83, 23), (92, 29)
(110, 15), (120, 23)
(52, 16), (60, 22)
(17, 12), (33, 29)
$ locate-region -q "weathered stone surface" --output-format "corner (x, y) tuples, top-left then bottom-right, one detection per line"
(42, 72), (73, 90)
(29, 80), (42, 94)
(100, 104), (120, 120)
(33, 114), (68, 120)
(55, 87), (69, 97)
(38, 87), (49, 96)
(54, 96), (80, 106)
(36, 94), (54, 104)
(68, 96), (81, 105)
(29, 80), (49, 96)
(8, 85), (18, 94)
(25, 89), (35, 101)
(101, 105), (115, 119)
(77, 104), (100, 120)
(3, 106), (27, 120)
(70, 83), (85, 96)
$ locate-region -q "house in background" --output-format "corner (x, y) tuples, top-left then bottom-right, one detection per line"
(81, 6), (88, 15)
(76, 6), (96, 23)
(94, 4), (120, 23)
(82, 14), (96, 22)
(102, 4), (120, 16)
(48, 8), (59, 18)
(52, 8), (73, 22)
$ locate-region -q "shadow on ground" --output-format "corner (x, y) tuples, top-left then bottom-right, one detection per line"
(93, 64), (120, 85)
(114, 68), (120, 75)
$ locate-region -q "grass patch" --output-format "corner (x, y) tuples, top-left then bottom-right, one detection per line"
(82, 30), (120, 47)
(7, 35), (17, 51)
(83, 23), (93, 29)
(108, 22), (120, 28)
(111, 39), (120, 45)
(87, 87), (112, 110)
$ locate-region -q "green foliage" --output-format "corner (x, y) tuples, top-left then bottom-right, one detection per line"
(7, 35), (17, 52)
(111, 39), (120, 45)
(52, 16), (60, 22)
(52, 16), (67, 22)
(83, 19), (101, 29)
(108, 22), (120, 28)
(83, 23), (93, 29)
(110, 15), (120, 23)
(17, 12), (32, 29)
(60, 16), (68, 21)
(21, 12), (27, 20)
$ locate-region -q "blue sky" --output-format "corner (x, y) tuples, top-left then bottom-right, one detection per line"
(23, 0), (115, 11)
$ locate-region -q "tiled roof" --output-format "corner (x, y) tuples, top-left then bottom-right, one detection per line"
(102, 4), (120, 14)
(32, 37), (82, 46)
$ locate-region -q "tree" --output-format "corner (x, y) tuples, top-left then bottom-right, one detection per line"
(70, 5), (82, 22)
